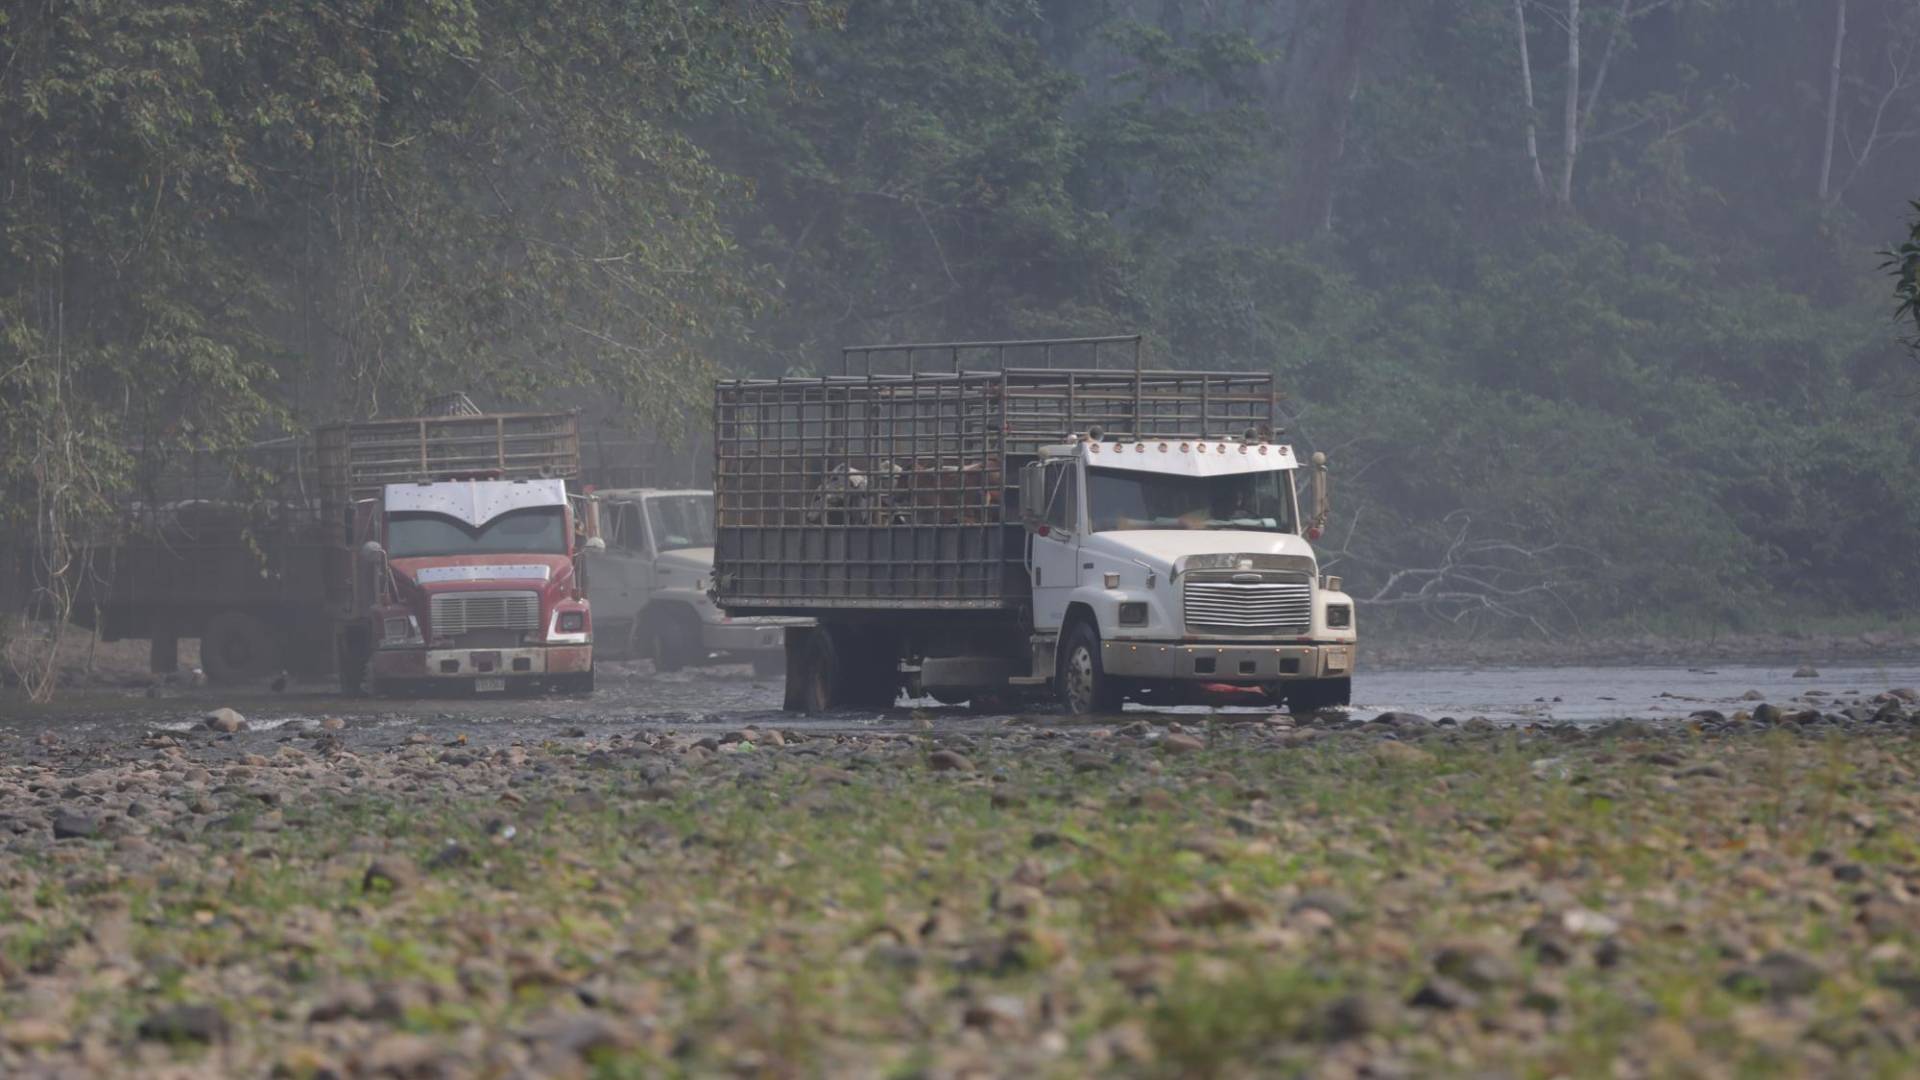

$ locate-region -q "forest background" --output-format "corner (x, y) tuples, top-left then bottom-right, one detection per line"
(6, 0), (1920, 639)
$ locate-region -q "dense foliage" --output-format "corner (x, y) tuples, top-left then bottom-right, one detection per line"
(715, 0), (1920, 631)
(5, 0), (1919, 636)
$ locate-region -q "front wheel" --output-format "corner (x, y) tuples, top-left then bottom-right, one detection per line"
(1058, 623), (1123, 716)
(553, 669), (596, 697)
(1284, 676), (1351, 714)
(645, 607), (703, 673)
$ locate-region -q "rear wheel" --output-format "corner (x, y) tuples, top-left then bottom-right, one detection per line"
(786, 625), (897, 713)
(201, 612), (281, 685)
(795, 627), (838, 713)
(645, 607), (703, 672)
(1284, 677), (1351, 714)
(1058, 622), (1123, 716)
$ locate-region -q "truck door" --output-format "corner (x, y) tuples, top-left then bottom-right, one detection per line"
(1029, 459), (1081, 630)
(588, 501), (649, 634)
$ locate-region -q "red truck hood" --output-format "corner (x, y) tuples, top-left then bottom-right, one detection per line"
(390, 553), (575, 593)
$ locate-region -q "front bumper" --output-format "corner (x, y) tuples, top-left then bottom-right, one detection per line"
(1100, 640), (1354, 681)
(370, 643), (594, 680)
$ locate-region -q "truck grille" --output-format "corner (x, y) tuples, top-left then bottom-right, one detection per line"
(430, 591), (540, 637)
(1184, 581), (1312, 635)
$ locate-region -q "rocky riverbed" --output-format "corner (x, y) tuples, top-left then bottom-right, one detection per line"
(5, 687), (1920, 1076)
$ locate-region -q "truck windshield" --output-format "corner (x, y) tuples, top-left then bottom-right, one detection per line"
(1087, 467), (1296, 533)
(646, 494), (715, 551)
(387, 507), (568, 558)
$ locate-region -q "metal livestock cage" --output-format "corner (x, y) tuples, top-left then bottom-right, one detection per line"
(314, 409), (580, 533)
(713, 336), (1276, 611)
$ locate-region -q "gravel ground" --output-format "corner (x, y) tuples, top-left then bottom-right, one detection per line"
(5, 671), (1920, 1076)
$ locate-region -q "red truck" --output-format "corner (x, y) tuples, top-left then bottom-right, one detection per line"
(86, 401), (601, 695)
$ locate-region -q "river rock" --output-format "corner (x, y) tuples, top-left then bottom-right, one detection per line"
(51, 809), (98, 840)
(138, 1003), (229, 1043)
(363, 856), (420, 894)
(2, 1018), (70, 1048)
(204, 708), (248, 733)
(1723, 950), (1823, 1000)
(1373, 741), (1433, 766)
(927, 749), (974, 773)
(1792, 665), (1820, 678)
(1160, 733), (1205, 755)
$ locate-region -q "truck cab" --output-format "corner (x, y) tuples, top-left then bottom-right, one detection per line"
(347, 477), (599, 695)
(1023, 434), (1356, 713)
(587, 488), (799, 676)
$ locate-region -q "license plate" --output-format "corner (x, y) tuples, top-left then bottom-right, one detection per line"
(475, 677), (506, 693)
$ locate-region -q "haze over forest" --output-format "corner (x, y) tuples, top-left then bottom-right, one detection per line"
(5, 0), (1920, 634)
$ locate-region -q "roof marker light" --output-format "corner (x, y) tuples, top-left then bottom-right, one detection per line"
(1179, 443), (1190, 452)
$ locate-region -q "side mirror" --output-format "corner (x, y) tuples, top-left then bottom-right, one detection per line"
(1019, 462), (1045, 526)
(583, 536), (607, 554)
(359, 540), (387, 565)
(1307, 452), (1330, 540)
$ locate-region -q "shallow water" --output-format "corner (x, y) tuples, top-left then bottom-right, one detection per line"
(1351, 660), (1920, 724)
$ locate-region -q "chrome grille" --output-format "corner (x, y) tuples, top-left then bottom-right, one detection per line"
(430, 591), (540, 637)
(1184, 580), (1312, 635)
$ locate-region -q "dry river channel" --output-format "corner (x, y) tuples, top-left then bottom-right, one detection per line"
(6, 658), (1920, 755)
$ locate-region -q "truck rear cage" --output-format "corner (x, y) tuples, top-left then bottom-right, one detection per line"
(714, 335), (1278, 610)
(315, 410), (581, 516)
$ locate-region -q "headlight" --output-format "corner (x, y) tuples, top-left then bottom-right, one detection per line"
(558, 611), (586, 633)
(1118, 601), (1148, 626)
(1326, 604), (1351, 629)
(382, 616), (413, 643)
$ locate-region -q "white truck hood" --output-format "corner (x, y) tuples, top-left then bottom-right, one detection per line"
(1081, 529), (1318, 573)
(656, 547), (714, 576)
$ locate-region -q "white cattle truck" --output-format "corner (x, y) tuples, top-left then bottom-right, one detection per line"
(711, 335), (1357, 714)
(586, 488), (798, 676)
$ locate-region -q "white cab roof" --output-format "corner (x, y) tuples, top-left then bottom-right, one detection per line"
(383, 478), (568, 527)
(594, 488), (711, 501)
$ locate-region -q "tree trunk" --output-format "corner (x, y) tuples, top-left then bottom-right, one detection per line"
(1559, 0), (1582, 205)
(1291, 0), (1375, 239)
(1819, 0), (1848, 201)
(1515, 0), (1549, 197)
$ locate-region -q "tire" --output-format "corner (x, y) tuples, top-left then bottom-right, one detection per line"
(1285, 677), (1352, 714)
(335, 629), (370, 696)
(201, 612), (282, 685)
(786, 625), (895, 713)
(644, 606), (703, 673)
(1057, 621), (1123, 716)
(782, 629), (810, 712)
(796, 627), (838, 714)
